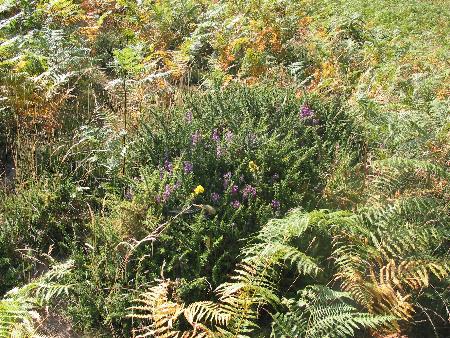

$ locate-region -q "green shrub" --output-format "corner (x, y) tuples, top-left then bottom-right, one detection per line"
(0, 179), (90, 294)
(121, 84), (367, 285)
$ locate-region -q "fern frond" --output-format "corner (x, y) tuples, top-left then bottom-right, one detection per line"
(129, 279), (184, 338)
(130, 279), (218, 338)
(369, 157), (450, 200)
(184, 302), (231, 327)
(0, 260), (73, 338)
(332, 183), (449, 322)
(272, 285), (394, 338)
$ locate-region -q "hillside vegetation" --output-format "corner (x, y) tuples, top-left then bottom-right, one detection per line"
(0, 1), (449, 337)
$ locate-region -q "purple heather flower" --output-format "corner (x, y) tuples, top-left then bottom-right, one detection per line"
(211, 192), (220, 202)
(231, 185), (239, 195)
(162, 184), (172, 202)
(231, 200), (241, 209)
(155, 195), (161, 204)
(191, 130), (201, 146)
(300, 104), (314, 119)
(185, 110), (193, 123)
(225, 130), (233, 142)
(164, 160), (173, 173)
(223, 172), (232, 188)
(271, 199), (281, 209)
(242, 184), (257, 199)
(173, 181), (181, 190)
(212, 128), (220, 142)
(183, 161), (193, 174)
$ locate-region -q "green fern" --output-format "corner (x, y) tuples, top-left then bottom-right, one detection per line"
(271, 285), (394, 338)
(0, 260), (73, 338)
(243, 209), (324, 276)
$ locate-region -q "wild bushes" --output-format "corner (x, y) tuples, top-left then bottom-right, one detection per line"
(0, 84), (369, 335)
(0, 1), (449, 337)
(130, 155), (449, 337)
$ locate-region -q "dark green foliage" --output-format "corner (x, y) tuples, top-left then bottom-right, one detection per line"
(0, 1), (449, 337)
(126, 85), (365, 285)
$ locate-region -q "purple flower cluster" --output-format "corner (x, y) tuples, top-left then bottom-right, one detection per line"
(156, 181), (181, 204)
(231, 200), (241, 209)
(231, 185), (239, 195)
(212, 128), (220, 142)
(183, 161), (193, 174)
(271, 199), (281, 209)
(211, 192), (220, 203)
(300, 105), (314, 119)
(242, 184), (257, 199)
(159, 160), (173, 178)
(223, 172), (232, 188)
(162, 184), (172, 202)
(164, 159), (173, 173)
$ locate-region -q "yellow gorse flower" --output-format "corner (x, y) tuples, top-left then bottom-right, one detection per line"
(194, 185), (205, 195)
(248, 160), (259, 173)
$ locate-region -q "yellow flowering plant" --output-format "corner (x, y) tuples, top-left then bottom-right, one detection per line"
(248, 160), (259, 173)
(194, 185), (205, 195)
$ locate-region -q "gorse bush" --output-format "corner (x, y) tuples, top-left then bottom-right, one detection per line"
(123, 85), (366, 280)
(0, 0), (448, 337)
(136, 84), (365, 208)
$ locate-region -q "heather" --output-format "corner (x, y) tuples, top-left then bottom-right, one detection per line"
(0, 1), (449, 337)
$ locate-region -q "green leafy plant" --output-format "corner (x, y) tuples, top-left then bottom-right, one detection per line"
(0, 260), (73, 338)
(272, 285), (393, 338)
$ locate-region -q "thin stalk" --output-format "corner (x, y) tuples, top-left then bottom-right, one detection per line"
(122, 77), (127, 176)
